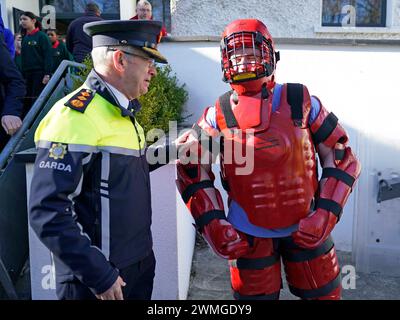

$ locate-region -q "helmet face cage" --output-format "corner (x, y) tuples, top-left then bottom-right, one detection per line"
(221, 31), (275, 83)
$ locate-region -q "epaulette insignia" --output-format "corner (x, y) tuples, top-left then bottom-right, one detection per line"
(64, 88), (95, 113)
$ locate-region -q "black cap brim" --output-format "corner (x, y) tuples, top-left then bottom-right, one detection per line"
(84, 20), (168, 64)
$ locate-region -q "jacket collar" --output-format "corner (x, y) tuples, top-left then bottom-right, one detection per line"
(52, 40), (60, 49)
(84, 69), (141, 117)
(27, 27), (40, 36)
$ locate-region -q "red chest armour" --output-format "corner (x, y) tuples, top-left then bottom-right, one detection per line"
(216, 84), (318, 229)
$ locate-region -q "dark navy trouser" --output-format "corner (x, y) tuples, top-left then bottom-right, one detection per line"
(56, 251), (156, 300)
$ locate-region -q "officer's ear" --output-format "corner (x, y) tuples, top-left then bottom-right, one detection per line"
(112, 50), (126, 72)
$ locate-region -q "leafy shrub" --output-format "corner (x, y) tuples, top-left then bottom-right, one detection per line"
(72, 57), (188, 133)
(136, 65), (188, 133)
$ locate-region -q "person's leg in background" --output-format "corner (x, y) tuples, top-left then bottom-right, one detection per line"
(22, 71), (45, 117)
(0, 127), (10, 152)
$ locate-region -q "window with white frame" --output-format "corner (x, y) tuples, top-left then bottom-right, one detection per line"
(322, 0), (387, 27)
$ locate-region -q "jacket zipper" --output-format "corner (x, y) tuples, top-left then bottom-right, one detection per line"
(131, 116), (142, 147)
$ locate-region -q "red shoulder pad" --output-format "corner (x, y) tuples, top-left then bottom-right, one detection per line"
(310, 98), (348, 148)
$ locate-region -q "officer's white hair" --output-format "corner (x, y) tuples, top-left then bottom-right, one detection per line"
(91, 45), (137, 68)
(91, 47), (112, 68)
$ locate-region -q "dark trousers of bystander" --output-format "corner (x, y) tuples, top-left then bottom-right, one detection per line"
(23, 71), (46, 117)
(0, 126), (10, 152)
(56, 250), (156, 300)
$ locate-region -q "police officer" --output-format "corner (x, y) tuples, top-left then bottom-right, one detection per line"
(29, 20), (168, 300)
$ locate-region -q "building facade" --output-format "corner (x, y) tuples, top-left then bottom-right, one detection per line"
(0, 0), (399, 298)
(0, 0), (171, 34)
(171, 0), (400, 40)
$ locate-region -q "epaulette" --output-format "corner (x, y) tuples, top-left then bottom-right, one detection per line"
(64, 88), (95, 113)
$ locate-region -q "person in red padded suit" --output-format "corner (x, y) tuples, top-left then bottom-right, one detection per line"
(176, 19), (361, 300)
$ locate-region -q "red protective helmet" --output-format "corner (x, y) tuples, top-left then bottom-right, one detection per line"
(220, 19), (279, 94)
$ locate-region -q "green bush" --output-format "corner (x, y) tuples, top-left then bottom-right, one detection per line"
(136, 65), (188, 133)
(71, 55), (94, 89)
(72, 57), (188, 134)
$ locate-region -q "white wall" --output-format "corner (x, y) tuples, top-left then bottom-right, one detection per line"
(4, 0), (39, 32)
(1, 0), (6, 26)
(150, 165), (195, 300)
(158, 41), (400, 256)
(171, 0), (400, 40)
(119, 0), (136, 20)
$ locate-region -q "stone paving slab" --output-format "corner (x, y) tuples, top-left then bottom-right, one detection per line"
(187, 237), (400, 300)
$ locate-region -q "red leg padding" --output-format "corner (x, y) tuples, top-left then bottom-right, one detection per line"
(229, 234), (282, 299)
(283, 243), (341, 300)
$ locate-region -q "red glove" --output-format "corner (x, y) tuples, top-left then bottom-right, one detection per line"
(292, 209), (337, 249)
(202, 218), (249, 259)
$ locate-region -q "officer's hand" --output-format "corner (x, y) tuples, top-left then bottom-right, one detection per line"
(95, 276), (126, 300)
(175, 130), (201, 163)
(1, 115), (22, 136)
(42, 74), (50, 84)
(175, 130), (197, 151)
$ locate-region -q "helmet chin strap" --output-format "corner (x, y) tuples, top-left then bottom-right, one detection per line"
(232, 72), (257, 82)
(231, 74), (275, 96)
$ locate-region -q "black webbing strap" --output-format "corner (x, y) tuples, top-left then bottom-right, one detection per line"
(234, 290), (280, 300)
(182, 180), (214, 203)
(283, 237), (334, 263)
(286, 83), (304, 127)
(316, 198), (343, 219)
(219, 172), (230, 192)
(195, 210), (226, 230)
(261, 83), (270, 99)
(275, 51), (280, 63)
(335, 149), (345, 161)
(219, 91), (239, 128)
(322, 168), (355, 188)
(289, 272), (341, 299)
(313, 113), (339, 145)
(236, 254), (279, 270)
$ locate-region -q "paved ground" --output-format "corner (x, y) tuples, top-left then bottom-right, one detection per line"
(187, 235), (400, 300)
(3, 235), (399, 300)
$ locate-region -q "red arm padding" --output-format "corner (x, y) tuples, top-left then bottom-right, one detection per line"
(292, 146), (361, 249)
(310, 100), (348, 149)
(176, 162), (249, 259)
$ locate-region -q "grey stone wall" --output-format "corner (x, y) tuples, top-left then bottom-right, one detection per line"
(170, 0), (400, 40)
